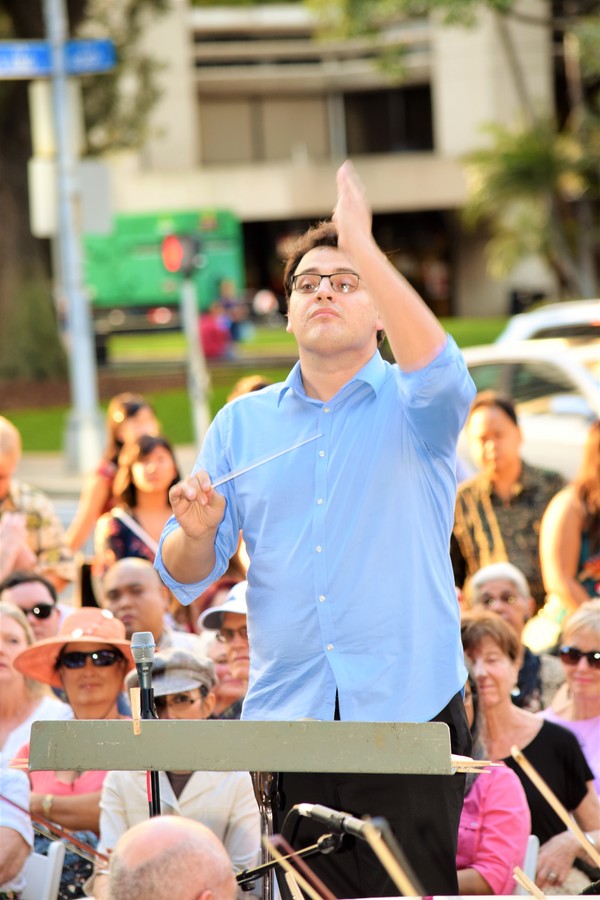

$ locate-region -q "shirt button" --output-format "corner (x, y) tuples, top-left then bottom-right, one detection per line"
(323, 407), (330, 413)
(319, 595), (326, 602)
(316, 498), (324, 505)
(326, 643), (334, 651)
(319, 450), (325, 457)
(315, 546), (322, 553)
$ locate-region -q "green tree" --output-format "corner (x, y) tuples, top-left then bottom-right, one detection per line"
(308, 0), (600, 297)
(0, 0), (168, 380)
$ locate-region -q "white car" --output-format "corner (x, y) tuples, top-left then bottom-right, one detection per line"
(459, 339), (600, 480)
(495, 299), (600, 343)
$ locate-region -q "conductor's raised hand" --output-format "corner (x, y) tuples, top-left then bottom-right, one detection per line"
(333, 159), (373, 255)
(168, 471), (226, 540)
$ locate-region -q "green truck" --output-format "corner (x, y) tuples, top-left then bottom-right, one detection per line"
(84, 208), (245, 359)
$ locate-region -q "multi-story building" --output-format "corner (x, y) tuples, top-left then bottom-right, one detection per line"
(107, 0), (557, 315)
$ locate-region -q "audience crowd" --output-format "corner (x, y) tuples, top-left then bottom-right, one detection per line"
(1, 385), (598, 897)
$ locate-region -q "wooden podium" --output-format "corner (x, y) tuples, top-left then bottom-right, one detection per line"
(30, 720), (456, 899)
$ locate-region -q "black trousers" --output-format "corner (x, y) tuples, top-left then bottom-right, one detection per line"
(275, 692), (471, 898)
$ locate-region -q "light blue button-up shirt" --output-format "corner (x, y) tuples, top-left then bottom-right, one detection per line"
(156, 337), (475, 723)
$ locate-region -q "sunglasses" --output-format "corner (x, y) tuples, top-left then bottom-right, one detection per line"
(559, 646), (600, 669)
(21, 603), (56, 620)
(216, 625), (248, 644)
(56, 648), (126, 670)
(154, 688), (208, 713)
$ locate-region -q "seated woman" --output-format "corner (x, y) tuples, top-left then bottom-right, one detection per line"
(0, 601), (71, 766)
(13, 607), (134, 900)
(462, 610), (600, 894)
(541, 600), (600, 793)
(456, 675), (531, 894)
(64, 393), (160, 553)
(539, 419), (600, 630)
(467, 561), (564, 711)
(91, 647), (260, 900)
(93, 434), (180, 579)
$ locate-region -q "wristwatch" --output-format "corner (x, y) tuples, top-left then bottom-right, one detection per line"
(41, 793), (53, 818)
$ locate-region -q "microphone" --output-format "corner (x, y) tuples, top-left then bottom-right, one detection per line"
(130, 631), (156, 719)
(294, 803), (370, 840)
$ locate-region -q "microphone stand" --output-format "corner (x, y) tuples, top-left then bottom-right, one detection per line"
(131, 631), (161, 818)
(236, 833), (342, 891)
(143, 690), (161, 818)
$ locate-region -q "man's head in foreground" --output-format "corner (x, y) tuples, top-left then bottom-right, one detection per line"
(108, 815), (237, 900)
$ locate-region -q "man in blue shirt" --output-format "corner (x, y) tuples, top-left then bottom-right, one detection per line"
(156, 161), (475, 896)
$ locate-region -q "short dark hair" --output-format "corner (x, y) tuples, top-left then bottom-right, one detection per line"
(461, 610), (520, 662)
(283, 221), (340, 300)
(282, 220), (385, 346)
(0, 570), (57, 604)
(467, 390), (519, 427)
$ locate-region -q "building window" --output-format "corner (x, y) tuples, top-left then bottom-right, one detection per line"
(344, 85), (433, 154)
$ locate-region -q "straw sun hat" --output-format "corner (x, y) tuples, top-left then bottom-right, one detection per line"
(13, 607), (135, 690)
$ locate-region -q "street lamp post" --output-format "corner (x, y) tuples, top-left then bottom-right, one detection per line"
(43, 0), (103, 472)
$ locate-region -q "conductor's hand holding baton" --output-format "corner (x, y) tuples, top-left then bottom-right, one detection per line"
(169, 470), (226, 539)
(163, 471), (226, 585)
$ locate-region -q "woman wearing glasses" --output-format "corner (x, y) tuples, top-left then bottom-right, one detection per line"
(0, 601), (71, 766)
(91, 647), (260, 900)
(461, 610), (600, 894)
(12, 607), (134, 899)
(541, 600), (600, 793)
(467, 561), (564, 711)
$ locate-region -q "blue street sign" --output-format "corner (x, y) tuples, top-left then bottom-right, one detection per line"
(65, 39), (116, 76)
(0, 39), (116, 79)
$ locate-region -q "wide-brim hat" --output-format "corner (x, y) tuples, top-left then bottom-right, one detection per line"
(198, 580), (248, 630)
(125, 647), (216, 697)
(13, 608), (135, 689)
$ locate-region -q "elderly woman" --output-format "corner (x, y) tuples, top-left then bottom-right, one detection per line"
(462, 611), (600, 894)
(91, 646), (260, 900)
(0, 601), (71, 766)
(541, 600), (600, 793)
(13, 607), (134, 900)
(467, 561), (564, 711)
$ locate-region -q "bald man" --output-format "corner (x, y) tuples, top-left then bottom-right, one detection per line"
(100, 557), (204, 654)
(0, 415), (74, 590)
(107, 816), (238, 900)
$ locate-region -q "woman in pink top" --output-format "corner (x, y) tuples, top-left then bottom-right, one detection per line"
(457, 675), (531, 894)
(14, 607), (134, 899)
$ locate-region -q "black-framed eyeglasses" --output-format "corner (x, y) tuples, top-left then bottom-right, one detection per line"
(291, 272), (360, 295)
(55, 648), (126, 670)
(559, 646), (600, 669)
(216, 625), (248, 644)
(21, 603), (56, 620)
(154, 688), (207, 714)
(477, 592), (518, 607)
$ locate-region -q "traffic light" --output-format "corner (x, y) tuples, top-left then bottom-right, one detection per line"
(160, 234), (201, 277)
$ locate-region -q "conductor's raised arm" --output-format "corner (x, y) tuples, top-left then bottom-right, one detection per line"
(333, 160), (447, 371)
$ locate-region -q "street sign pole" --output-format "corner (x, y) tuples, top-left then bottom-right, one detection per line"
(43, 0), (103, 472)
(179, 275), (212, 450)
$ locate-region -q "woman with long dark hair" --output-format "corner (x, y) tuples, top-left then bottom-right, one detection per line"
(93, 434), (180, 578)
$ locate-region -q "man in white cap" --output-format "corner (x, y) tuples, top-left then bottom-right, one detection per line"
(92, 646), (260, 900)
(199, 581), (249, 720)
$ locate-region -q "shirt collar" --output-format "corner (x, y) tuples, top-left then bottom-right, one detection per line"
(277, 350), (387, 406)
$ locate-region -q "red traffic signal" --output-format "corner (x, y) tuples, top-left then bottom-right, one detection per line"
(161, 234), (201, 276)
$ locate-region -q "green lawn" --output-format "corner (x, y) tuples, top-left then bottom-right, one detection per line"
(9, 318), (507, 451)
